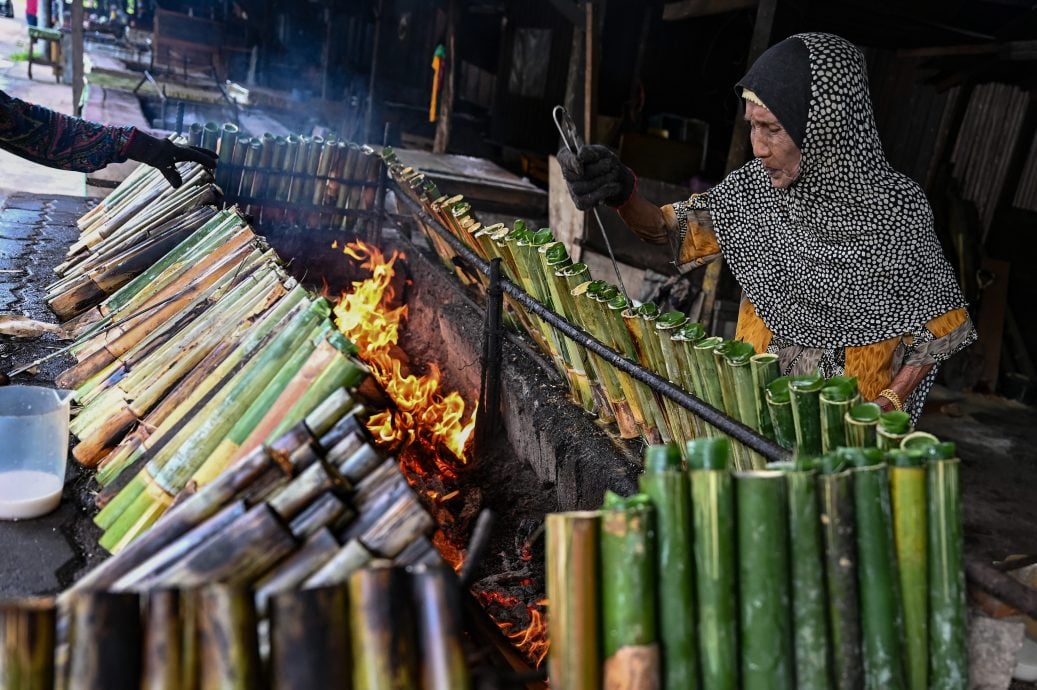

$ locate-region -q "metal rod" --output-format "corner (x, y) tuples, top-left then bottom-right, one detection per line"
(393, 188), (790, 462)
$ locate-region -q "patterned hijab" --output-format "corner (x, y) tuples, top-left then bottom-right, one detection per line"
(707, 33), (966, 348)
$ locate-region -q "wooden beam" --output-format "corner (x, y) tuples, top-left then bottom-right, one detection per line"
(433, 0), (460, 154)
(976, 258), (1010, 393)
(362, 0), (384, 144)
(547, 0), (583, 25)
(72, 0), (84, 116)
(663, 0), (757, 21)
(583, 0), (603, 144)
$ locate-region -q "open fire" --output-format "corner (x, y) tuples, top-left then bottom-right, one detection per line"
(331, 240), (548, 667)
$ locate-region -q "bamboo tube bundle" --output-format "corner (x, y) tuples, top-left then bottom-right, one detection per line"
(639, 444), (697, 690)
(0, 598), (56, 690)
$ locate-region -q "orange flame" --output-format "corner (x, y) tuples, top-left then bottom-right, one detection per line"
(332, 241), (476, 463)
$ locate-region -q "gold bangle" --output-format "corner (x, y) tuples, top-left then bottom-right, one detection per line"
(879, 388), (903, 412)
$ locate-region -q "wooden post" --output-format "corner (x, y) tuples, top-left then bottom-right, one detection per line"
(701, 0), (777, 330)
(433, 0), (460, 154)
(363, 0), (384, 144)
(977, 258), (1010, 392)
(583, 0), (603, 144)
(72, 0), (85, 116)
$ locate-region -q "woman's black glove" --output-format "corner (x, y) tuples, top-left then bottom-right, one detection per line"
(124, 131), (219, 188)
(557, 144), (635, 210)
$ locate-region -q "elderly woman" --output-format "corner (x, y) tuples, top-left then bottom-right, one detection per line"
(559, 32), (975, 421)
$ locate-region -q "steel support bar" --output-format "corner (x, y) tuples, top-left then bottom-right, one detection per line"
(393, 186), (790, 462)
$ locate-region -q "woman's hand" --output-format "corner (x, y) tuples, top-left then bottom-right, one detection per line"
(557, 145), (635, 210)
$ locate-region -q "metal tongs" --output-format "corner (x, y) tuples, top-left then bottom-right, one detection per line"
(552, 105), (633, 309)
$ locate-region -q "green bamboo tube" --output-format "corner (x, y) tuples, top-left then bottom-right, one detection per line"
(766, 377), (795, 450)
(848, 449), (906, 690)
(349, 564), (420, 690)
(215, 122), (240, 191)
(877, 411), (912, 450)
(227, 134), (250, 201)
(590, 285), (647, 435)
(546, 511), (601, 690)
(640, 444), (698, 690)
(845, 402), (881, 448)
(888, 450), (927, 690)
(736, 470), (794, 690)
(690, 336), (725, 412)
(687, 438), (736, 690)
(724, 340), (765, 469)
(785, 466), (832, 690)
(0, 598), (55, 690)
(656, 311), (699, 446)
(789, 374), (824, 456)
(600, 492), (659, 689)
(927, 442), (967, 689)
(201, 121), (219, 151)
(749, 353), (779, 440)
(820, 376), (857, 453)
(607, 293), (668, 442)
(671, 322), (708, 438)
(900, 431), (938, 452)
(711, 340), (741, 420)
(817, 454), (863, 690)
(626, 303), (683, 443)
(276, 134), (302, 203)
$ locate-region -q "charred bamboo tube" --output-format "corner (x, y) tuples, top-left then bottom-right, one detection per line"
(848, 448), (906, 690)
(736, 470), (794, 690)
(255, 529), (343, 613)
(821, 377), (858, 453)
(845, 402), (881, 448)
(196, 585), (262, 690)
(687, 438), (736, 690)
(877, 411), (912, 451)
(304, 538), (376, 588)
(359, 492), (435, 558)
(0, 598), (55, 690)
(412, 565), (472, 690)
(546, 511), (601, 690)
(188, 121), (203, 146)
(349, 564), (420, 690)
(289, 492), (351, 538)
(789, 374), (824, 457)
(601, 492), (660, 689)
(927, 442), (967, 689)
(785, 463), (831, 690)
(889, 450), (927, 690)
(269, 584), (352, 690)
(749, 353), (779, 440)
(66, 590), (142, 690)
(640, 444), (698, 690)
(817, 454), (863, 690)
(141, 589), (187, 690)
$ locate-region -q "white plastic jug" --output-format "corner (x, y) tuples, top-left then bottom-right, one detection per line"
(0, 385), (74, 520)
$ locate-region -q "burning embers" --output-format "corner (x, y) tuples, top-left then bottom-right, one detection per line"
(331, 241), (548, 666)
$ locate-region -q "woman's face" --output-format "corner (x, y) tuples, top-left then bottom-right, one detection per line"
(745, 101), (801, 188)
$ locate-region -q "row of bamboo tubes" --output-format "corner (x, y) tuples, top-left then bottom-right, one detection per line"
(3, 563), (469, 690)
(546, 436), (968, 690)
(191, 121), (383, 231)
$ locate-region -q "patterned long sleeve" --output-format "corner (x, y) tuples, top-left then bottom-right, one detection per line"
(0, 89), (136, 172)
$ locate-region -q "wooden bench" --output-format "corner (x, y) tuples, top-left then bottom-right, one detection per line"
(27, 26), (63, 82)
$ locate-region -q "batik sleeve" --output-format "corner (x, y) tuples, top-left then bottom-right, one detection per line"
(0, 90), (135, 173)
(903, 307), (977, 366)
(662, 192), (720, 272)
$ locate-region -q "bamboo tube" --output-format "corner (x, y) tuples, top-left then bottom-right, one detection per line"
(624, 302), (681, 443)
(0, 598), (55, 690)
(289, 492), (352, 538)
(789, 374), (824, 456)
(148, 503), (298, 587)
(215, 123), (240, 193)
(785, 463), (832, 690)
(900, 431), (939, 452)
(412, 565), (472, 690)
(66, 590), (142, 690)
(848, 448), (906, 689)
(359, 492), (435, 558)
(196, 585), (262, 690)
(723, 340), (764, 468)
(877, 411), (911, 450)
(710, 340), (740, 420)
(686, 438), (736, 690)
(821, 377), (858, 453)
(188, 121), (203, 145)
(256, 528), (342, 613)
(927, 442), (967, 689)
(670, 322), (708, 438)
(845, 402), (881, 448)
(546, 511), (601, 690)
(600, 492), (660, 690)
(690, 336), (725, 413)
(349, 565), (420, 690)
(749, 353), (779, 440)
(201, 121), (219, 151)
(736, 470), (794, 690)
(304, 538), (375, 588)
(656, 311), (700, 446)
(141, 589), (187, 690)
(889, 450), (928, 690)
(817, 454), (863, 690)
(269, 584), (352, 690)
(267, 458), (349, 520)
(640, 444), (698, 690)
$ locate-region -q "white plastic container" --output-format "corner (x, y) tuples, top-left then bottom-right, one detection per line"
(0, 385), (73, 520)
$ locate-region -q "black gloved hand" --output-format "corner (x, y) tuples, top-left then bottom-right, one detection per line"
(124, 131), (219, 188)
(557, 144), (635, 211)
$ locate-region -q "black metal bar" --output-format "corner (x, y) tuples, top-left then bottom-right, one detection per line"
(392, 186), (791, 462)
(475, 258), (505, 455)
(175, 101), (185, 135)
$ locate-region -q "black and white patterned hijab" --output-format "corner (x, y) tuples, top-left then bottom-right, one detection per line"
(707, 32), (967, 348)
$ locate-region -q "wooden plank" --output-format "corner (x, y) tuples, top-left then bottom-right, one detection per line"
(663, 0), (757, 21)
(976, 258), (1010, 392)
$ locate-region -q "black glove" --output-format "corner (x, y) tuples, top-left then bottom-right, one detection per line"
(557, 144), (635, 211)
(124, 131), (218, 188)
